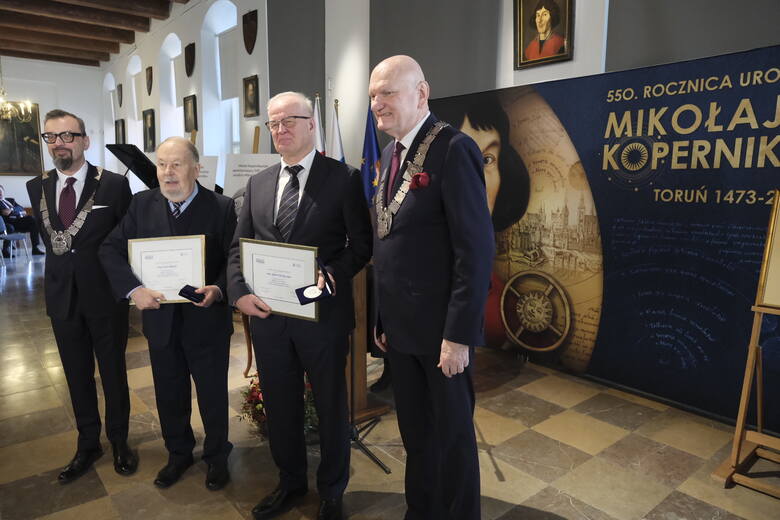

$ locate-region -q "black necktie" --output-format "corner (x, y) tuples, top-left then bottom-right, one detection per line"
(277, 165), (303, 240)
(172, 201), (184, 219)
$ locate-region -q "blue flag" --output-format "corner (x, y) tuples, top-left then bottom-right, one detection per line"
(360, 105), (381, 202)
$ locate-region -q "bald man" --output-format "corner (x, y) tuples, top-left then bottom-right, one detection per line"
(369, 55), (494, 519)
(100, 137), (236, 491)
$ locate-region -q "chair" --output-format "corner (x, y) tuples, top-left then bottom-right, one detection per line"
(0, 218), (31, 265)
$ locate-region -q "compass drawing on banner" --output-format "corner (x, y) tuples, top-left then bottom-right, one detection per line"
(500, 270), (572, 352)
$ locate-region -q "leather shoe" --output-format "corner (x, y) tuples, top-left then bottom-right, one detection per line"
(251, 485), (307, 519)
(58, 448), (103, 484)
(111, 440), (138, 476)
(153, 456), (194, 488)
(205, 460), (230, 490)
(317, 497), (343, 520)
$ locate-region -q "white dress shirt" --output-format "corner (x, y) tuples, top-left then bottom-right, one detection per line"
(274, 147), (317, 222)
(395, 111), (431, 168)
(55, 161), (89, 212)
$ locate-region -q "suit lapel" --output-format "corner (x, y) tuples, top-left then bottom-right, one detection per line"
(182, 183), (209, 233)
(154, 190), (175, 236)
(42, 169), (64, 230)
(76, 164), (98, 212)
(291, 153), (327, 240)
(263, 165), (284, 242)
(388, 114), (436, 201)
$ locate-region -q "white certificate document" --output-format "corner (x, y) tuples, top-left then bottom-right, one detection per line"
(128, 235), (206, 303)
(240, 238), (318, 320)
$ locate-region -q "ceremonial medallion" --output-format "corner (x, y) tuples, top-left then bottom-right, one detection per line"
(51, 231), (72, 255)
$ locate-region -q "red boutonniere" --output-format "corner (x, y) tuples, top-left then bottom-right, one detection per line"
(410, 172), (430, 190)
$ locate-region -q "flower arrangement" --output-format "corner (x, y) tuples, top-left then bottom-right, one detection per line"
(239, 374), (318, 438)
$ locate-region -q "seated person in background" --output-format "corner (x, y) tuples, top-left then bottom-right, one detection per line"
(0, 184), (44, 256)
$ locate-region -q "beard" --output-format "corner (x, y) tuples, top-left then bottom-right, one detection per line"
(52, 149), (73, 171)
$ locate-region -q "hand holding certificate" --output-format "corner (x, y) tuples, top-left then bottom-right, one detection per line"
(238, 239), (319, 321)
(128, 235), (206, 304)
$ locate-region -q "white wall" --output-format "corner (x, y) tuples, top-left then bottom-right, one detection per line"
(496, 0), (609, 88)
(325, 0), (370, 166)
(0, 58), (103, 206)
(101, 0), (271, 182)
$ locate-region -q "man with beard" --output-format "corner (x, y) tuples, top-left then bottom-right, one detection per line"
(26, 109), (136, 483)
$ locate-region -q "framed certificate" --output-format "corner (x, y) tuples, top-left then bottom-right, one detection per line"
(128, 235), (206, 303)
(240, 238), (318, 321)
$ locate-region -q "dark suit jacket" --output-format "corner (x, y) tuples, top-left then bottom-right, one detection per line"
(373, 114), (495, 354)
(227, 152), (372, 335)
(99, 184), (236, 346)
(0, 197), (26, 220)
(27, 164), (132, 319)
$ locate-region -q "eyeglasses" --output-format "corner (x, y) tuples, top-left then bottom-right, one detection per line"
(264, 116), (311, 132)
(41, 131), (86, 144)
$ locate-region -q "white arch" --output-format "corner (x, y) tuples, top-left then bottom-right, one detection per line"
(201, 0), (238, 181)
(158, 32), (184, 141)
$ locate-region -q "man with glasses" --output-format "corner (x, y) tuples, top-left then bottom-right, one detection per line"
(228, 91), (372, 520)
(26, 109), (136, 483)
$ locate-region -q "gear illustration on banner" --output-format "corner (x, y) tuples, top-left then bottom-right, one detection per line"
(500, 270), (572, 352)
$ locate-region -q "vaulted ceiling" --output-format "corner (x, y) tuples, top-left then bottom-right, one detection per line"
(0, 0), (190, 67)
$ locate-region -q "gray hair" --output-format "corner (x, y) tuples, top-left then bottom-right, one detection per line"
(158, 136), (200, 163)
(267, 91), (313, 116)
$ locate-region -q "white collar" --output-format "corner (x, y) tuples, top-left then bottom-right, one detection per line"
(56, 161), (89, 185)
(397, 111), (431, 151)
(280, 147), (317, 174)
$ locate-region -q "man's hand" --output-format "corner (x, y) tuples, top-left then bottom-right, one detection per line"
(131, 287), (165, 310)
(235, 294), (272, 318)
(438, 339), (470, 377)
(373, 327), (387, 352)
(317, 270), (336, 296)
(193, 285), (221, 308)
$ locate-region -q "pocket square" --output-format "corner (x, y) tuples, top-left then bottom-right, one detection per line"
(93, 205), (109, 209)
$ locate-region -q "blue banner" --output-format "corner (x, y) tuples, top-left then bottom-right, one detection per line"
(431, 45), (780, 430)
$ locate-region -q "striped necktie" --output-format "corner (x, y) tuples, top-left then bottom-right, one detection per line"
(172, 201), (184, 219)
(276, 165), (303, 241)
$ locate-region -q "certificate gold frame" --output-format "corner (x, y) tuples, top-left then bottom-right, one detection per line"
(128, 234), (206, 304)
(240, 238), (319, 321)
(514, 0), (574, 70)
(754, 191), (780, 309)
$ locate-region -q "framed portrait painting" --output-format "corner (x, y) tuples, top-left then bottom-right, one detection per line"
(183, 94), (198, 133)
(114, 119), (125, 144)
(0, 102), (43, 175)
(514, 0), (574, 70)
(243, 75), (259, 118)
(142, 109), (155, 153)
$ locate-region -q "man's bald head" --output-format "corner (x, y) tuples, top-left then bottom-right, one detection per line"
(369, 55), (430, 140)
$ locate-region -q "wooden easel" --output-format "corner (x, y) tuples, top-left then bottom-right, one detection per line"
(713, 190), (780, 499)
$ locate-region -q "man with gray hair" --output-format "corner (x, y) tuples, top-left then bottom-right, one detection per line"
(228, 91), (372, 520)
(100, 136), (236, 491)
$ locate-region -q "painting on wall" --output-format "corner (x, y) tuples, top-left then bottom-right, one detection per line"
(514, 0), (574, 70)
(114, 119), (126, 144)
(243, 75), (259, 118)
(142, 109), (155, 153)
(183, 94), (198, 133)
(0, 103), (43, 176)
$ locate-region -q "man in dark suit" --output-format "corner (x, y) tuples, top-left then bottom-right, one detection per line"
(100, 137), (236, 491)
(26, 109), (136, 483)
(228, 91), (372, 520)
(369, 55), (495, 519)
(1, 184), (44, 256)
